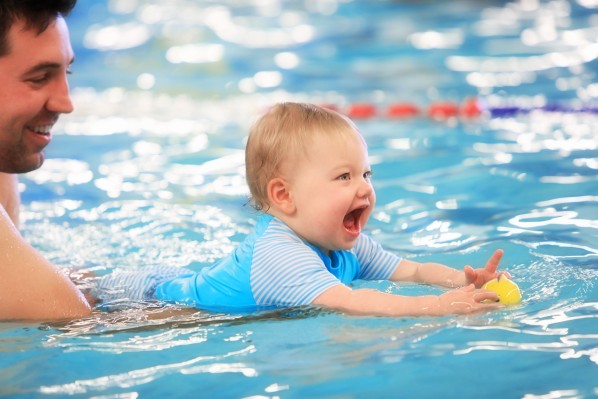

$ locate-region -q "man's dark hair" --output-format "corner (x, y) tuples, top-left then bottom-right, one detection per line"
(0, 0), (77, 56)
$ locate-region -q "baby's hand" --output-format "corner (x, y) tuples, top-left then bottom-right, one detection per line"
(463, 249), (509, 288)
(438, 284), (502, 315)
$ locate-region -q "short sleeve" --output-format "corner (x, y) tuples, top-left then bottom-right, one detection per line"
(250, 229), (341, 307)
(353, 233), (400, 280)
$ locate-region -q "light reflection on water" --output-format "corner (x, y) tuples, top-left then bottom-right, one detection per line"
(3, 0), (598, 398)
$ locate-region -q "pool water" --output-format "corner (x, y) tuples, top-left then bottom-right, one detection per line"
(2, 0), (598, 398)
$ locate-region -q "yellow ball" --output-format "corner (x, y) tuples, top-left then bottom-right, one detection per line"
(482, 275), (522, 305)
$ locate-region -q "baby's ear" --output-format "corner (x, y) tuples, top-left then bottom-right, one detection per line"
(267, 177), (295, 215)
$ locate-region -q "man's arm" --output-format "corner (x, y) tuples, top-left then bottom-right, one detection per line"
(0, 173), (20, 227)
(0, 205), (91, 321)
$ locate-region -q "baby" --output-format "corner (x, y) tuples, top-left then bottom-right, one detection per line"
(95, 102), (504, 316)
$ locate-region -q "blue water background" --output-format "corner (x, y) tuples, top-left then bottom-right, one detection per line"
(1, 0), (598, 398)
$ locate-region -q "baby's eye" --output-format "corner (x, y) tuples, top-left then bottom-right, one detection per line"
(363, 170), (373, 180)
(337, 173), (350, 181)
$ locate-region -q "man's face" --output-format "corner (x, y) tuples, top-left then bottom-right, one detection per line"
(0, 16), (74, 173)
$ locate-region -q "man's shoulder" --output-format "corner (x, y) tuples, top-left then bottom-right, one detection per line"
(0, 173), (20, 227)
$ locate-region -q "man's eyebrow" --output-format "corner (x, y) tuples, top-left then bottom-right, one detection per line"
(24, 57), (75, 75)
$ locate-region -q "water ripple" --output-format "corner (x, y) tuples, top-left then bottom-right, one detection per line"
(38, 346), (256, 395)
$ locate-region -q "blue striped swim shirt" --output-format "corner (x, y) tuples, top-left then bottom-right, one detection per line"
(154, 214), (401, 312)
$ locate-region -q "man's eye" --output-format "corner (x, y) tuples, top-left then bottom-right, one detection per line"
(28, 74), (49, 84)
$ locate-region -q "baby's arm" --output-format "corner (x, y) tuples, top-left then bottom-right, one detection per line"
(312, 249), (506, 317)
(312, 283), (501, 317)
(391, 249), (505, 288)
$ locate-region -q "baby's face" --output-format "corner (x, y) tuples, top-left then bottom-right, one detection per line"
(286, 130), (375, 254)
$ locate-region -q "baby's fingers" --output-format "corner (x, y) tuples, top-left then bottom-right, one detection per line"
(464, 265), (477, 283)
(484, 249), (504, 274)
(473, 289), (499, 303)
(500, 271), (512, 279)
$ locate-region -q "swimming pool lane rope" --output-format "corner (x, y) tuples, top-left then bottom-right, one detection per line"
(320, 98), (598, 120)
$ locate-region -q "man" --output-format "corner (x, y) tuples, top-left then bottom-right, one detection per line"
(0, 0), (91, 320)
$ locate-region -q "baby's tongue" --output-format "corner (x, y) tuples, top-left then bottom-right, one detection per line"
(343, 212), (359, 233)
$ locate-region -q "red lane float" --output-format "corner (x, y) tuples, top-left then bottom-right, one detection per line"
(326, 97), (484, 121)
(346, 103), (377, 119)
(427, 101), (460, 120)
(460, 97), (483, 118)
(387, 103), (421, 118)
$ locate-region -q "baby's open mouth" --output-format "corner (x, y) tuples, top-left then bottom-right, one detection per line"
(343, 207), (365, 234)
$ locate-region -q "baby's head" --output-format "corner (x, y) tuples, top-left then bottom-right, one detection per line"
(246, 102), (374, 252)
(245, 102), (363, 211)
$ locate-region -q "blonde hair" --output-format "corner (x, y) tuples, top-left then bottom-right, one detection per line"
(245, 102), (361, 211)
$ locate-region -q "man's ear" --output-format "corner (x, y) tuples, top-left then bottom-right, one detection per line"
(267, 177), (295, 215)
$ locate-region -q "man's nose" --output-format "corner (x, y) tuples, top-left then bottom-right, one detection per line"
(47, 76), (74, 114)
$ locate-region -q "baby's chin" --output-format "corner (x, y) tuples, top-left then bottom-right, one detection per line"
(331, 236), (360, 252)
(314, 240), (357, 255)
